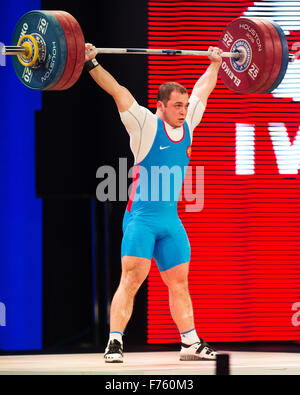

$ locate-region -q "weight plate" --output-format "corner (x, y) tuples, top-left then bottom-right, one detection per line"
(255, 18), (283, 94)
(11, 10), (67, 90)
(57, 12), (85, 90)
(246, 18), (278, 94)
(46, 11), (77, 90)
(218, 17), (274, 94)
(263, 20), (289, 93)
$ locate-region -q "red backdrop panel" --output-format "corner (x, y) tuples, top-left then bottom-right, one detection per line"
(147, 0), (300, 343)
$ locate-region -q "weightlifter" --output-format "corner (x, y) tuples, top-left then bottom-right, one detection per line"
(85, 43), (223, 363)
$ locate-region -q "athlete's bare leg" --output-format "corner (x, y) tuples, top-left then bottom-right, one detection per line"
(160, 262), (195, 333)
(110, 256), (151, 332)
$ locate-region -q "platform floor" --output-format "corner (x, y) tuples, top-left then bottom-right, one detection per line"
(0, 350), (300, 375)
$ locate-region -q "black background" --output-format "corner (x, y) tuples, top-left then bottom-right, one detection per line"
(39, 0), (149, 351)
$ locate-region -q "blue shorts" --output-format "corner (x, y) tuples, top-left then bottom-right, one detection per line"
(121, 210), (191, 272)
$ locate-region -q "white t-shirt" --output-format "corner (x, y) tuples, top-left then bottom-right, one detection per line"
(119, 94), (206, 164)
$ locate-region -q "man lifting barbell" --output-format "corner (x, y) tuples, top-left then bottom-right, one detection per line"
(1, 9), (297, 363)
(84, 43), (223, 363)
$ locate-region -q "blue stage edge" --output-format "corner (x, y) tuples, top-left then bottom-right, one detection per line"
(0, 1), (42, 351)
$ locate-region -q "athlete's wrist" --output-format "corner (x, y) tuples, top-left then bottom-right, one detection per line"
(84, 58), (99, 72)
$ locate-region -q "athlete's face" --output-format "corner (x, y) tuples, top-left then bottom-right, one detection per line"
(159, 91), (189, 128)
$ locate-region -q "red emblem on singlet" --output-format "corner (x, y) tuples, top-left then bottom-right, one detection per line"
(187, 145), (192, 158)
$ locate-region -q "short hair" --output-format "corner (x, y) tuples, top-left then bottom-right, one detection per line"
(157, 82), (188, 106)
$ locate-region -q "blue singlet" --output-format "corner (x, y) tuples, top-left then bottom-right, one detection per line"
(121, 117), (192, 272)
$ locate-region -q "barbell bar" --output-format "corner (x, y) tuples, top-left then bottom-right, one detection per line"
(3, 43), (296, 61)
(2, 46), (29, 55)
(3, 45), (241, 58)
(0, 10), (296, 93)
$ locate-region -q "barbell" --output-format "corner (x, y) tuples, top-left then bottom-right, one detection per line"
(1, 10), (296, 93)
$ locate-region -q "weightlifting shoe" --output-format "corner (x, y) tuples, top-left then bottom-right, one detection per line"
(104, 339), (123, 363)
(179, 338), (217, 361)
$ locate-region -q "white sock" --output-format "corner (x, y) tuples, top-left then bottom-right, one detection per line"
(109, 331), (123, 344)
(180, 329), (200, 345)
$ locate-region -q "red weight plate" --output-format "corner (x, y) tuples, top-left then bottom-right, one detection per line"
(46, 11), (77, 91)
(57, 11), (85, 90)
(218, 17), (274, 94)
(256, 18), (283, 94)
(248, 18), (281, 94)
(264, 20), (289, 93)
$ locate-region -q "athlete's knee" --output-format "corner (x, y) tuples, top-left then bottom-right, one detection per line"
(120, 275), (142, 296)
(120, 256), (151, 295)
(167, 277), (189, 294)
(160, 262), (190, 290)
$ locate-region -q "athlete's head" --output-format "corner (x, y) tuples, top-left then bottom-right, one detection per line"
(156, 82), (189, 128)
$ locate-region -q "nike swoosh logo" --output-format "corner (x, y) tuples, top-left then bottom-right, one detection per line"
(160, 146), (170, 150)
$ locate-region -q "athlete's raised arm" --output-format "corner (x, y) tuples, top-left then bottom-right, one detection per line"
(85, 43), (135, 112)
(191, 46), (223, 107)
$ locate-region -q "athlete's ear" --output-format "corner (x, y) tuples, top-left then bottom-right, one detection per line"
(157, 100), (165, 112)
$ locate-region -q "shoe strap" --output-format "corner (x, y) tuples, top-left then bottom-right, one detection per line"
(196, 341), (215, 355)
